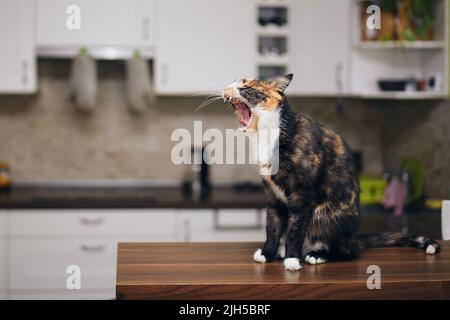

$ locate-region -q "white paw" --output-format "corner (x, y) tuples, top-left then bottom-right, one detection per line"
(284, 258), (302, 271)
(305, 254), (327, 265)
(316, 257), (326, 264)
(426, 244), (437, 255)
(277, 244), (285, 259)
(253, 249), (267, 263)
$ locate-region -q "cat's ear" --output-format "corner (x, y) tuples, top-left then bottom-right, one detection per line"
(270, 74), (293, 92)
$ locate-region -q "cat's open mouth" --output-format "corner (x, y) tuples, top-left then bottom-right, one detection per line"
(230, 98), (252, 127)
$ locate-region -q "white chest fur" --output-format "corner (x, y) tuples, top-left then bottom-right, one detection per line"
(248, 108), (280, 167)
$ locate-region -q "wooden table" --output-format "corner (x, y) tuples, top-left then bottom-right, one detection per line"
(116, 241), (450, 300)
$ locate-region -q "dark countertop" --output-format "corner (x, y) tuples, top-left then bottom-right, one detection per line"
(0, 184), (266, 209)
(0, 183), (441, 238)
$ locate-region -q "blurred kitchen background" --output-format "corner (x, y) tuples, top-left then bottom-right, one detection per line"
(0, 0), (449, 299)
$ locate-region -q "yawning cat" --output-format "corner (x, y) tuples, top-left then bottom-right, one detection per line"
(222, 74), (440, 271)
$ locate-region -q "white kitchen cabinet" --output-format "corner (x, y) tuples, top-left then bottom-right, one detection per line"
(178, 209), (266, 242)
(0, 0), (36, 93)
(37, 0), (155, 47)
(4, 208), (267, 299)
(155, 0), (256, 94)
(289, 0), (350, 95)
(10, 209), (177, 236)
(7, 209), (178, 300)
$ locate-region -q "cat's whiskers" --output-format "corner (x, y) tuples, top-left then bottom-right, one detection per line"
(193, 96), (224, 112)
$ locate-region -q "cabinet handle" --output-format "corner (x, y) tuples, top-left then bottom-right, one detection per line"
(335, 62), (344, 93)
(80, 244), (106, 253)
(213, 210), (264, 231)
(21, 60), (28, 86)
(142, 17), (150, 41)
(79, 217), (104, 226)
(183, 219), (191, 242)
(161, 63), (168, 86)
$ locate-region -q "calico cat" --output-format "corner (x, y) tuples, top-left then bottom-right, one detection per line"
(222, 74), (440, 271)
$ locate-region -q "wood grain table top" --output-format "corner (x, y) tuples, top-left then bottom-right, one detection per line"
(116, 241), (450, 300)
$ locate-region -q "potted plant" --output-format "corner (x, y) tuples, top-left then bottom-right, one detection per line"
(398, 0), (435, 41)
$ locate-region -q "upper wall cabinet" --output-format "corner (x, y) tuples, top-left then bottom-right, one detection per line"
(155, 0), (256, 95)
(36, 0), (155, 48)
(0, 0), (36, 93)
(289, 0), (351, 96)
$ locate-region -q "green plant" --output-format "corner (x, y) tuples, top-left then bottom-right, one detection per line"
(382, 0), (397, 13)
(408, 0), (436, 39)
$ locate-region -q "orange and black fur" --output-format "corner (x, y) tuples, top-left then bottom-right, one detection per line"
(223, 74), (440, 271)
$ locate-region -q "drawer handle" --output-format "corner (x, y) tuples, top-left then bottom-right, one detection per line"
(79, 217), (104, 226)
(80, 244), (106, 253)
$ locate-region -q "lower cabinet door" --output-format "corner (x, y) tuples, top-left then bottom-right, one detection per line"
(10, 237), (117, 291)
(178, 209), (266, 242)
(9, 234), (173, 299)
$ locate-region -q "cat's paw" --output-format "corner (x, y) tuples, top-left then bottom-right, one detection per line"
(283, 258), (302, 271)
(304, 250), (328, 265)
(253, 249), (267, 263)
(425, 242), (439, 255)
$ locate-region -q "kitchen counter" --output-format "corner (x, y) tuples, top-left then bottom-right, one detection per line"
(0, 184), (266, 209)
(0, 184), (442, 239)
(116, 241), (450, 300)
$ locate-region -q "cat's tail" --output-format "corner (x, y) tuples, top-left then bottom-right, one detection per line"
(355, 232), (440, 255)
(326, 233), (439, 261)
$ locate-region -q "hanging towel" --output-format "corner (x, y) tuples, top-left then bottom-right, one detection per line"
(70, 49), (98, 112)
(125, 52), (154, 113)
(382, 177), (408, 216)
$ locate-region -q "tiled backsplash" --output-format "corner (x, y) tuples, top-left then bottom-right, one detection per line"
(0, 60), (448, 197)
(381, 100), (450, 198)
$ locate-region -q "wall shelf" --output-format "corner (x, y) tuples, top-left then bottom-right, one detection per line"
(355, 41), (446, 50)
(356, 91), (448, 100)
(256, 26), (289, 36)
(255, 1), (290, 79)
(257, 55), (290, 65)
(350, 0), (449, 99)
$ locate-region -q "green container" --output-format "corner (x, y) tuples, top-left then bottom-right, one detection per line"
(359, 175), (387, 205)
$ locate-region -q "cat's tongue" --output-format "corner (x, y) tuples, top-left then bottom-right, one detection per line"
(234, 101), (251, 126)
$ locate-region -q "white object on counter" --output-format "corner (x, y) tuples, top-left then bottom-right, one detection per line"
(442, 200), (450, 240)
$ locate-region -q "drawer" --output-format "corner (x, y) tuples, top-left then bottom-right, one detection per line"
(215, 209), (265, 229)
(9, 289), (114, 300)
(0, 235), (7, 298)
(178, 209), (266, 242)
(10, 209), (177, 235)
(10, 234), (174, 290)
